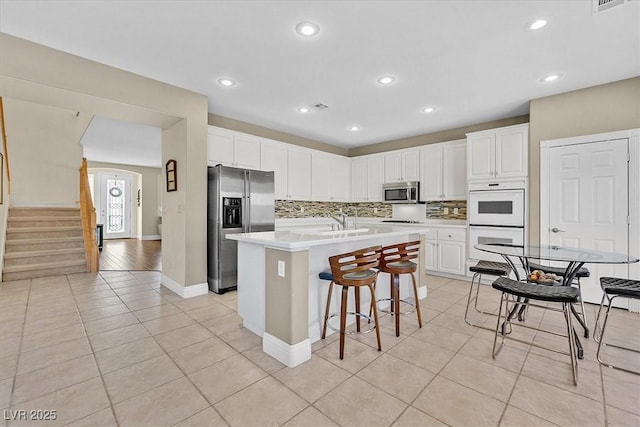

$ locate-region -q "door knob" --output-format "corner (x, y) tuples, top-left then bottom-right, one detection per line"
(551, 227), (566, 233)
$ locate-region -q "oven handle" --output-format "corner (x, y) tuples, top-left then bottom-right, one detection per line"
(469, 224), (524, 229)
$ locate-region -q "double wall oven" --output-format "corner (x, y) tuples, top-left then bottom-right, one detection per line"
(468, 181), (526, 263)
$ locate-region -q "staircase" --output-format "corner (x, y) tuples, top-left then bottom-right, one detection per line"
(3, 207), (88, 281)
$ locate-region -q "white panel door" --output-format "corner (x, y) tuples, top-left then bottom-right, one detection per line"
(367, 155), (385, 201)
(207, 128), (234, 166)
(384, 152), (402, 182)
(549, 138), (629, 304)
(311, 152), (333, 201)
(332, 155), (351, 202)
(351, 158), (368, 201)
(233, 135), (261, 169)
(401, 150), (420, 181)
(287, 149), (312, 200)
(467, 134), (495, 180)
(495, 129), (527, 178)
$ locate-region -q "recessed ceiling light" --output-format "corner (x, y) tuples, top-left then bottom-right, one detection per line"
(421, 106), (436, 113)
(349, 125), (361, 132)
(217, 78), (236, 87)
(527, 18), (548, 30)
(541, 73), (562, 83)
(298, 107), (311, 113)
(377, 75), (396, 85)
(295, 22), (320, 37)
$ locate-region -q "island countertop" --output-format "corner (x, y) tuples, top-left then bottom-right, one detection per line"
(226, 224), (430, 250)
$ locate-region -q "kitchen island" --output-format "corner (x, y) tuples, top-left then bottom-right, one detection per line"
(227, 224), (429, 367)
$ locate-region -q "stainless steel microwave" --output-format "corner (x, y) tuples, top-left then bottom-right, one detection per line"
(383, 181), (421, 204)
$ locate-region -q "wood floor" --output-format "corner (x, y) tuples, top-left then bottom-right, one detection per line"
(99, 238), (161, 271)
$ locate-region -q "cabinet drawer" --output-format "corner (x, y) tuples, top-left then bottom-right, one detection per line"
(437, 228), (465, 242)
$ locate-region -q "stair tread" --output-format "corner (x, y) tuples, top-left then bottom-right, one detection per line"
(8, 216), (80, 221)
(4, 248), (86, 259)
(5, 237), (84, 245)
(7, 226), (83, 232)
(3, 259), (86, 273)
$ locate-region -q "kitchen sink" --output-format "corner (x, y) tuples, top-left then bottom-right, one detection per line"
(291, 227), (369, 236)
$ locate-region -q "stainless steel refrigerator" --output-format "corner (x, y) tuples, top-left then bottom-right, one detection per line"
(207, 165), (275, 294)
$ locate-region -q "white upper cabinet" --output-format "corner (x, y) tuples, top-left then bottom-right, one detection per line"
(420, 140), (466, 201)
(207, 126), (261, 169)
(312, 152), (351, 202)
(261, 140), (311, 200)
(351, 154), (385, 202)
(467, 123), (528, 181)
(384, 149), (419, 183)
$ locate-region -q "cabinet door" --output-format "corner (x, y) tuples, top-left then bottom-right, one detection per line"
(402, 150), (420, 181)
(207, 128), (234, 166)
(384, 152), (402, 183)
(437, 241), (465, 275)
(425, 240), (437, 272)
(311, 152), (333, 201)
(332, 155), (351, 202)
(420, 145), (443, 200)
(261, 142), (288, 199)
(495, 127), (528, 178)
(467, 133), (495, 180)
(442, 141), (466, 199)
(351, 158), (368, 201)
(287, 149), (312, 200)
(367, 155), (385, 201)
(233, 135), (261, 169)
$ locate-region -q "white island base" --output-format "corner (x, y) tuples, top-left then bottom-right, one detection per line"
(228, 225), (429, 367)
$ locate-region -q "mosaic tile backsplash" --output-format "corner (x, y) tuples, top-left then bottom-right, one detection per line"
(276, 199), (467, 220)
(426, 200), (467, 220)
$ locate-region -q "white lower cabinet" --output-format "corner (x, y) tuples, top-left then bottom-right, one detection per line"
(425, 227), (466, 276)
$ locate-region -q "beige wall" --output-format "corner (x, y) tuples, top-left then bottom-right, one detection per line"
(88, 162), (162, 238)
(0, 33), (209, 290)
(3, 98), (92, 207)
(529, 77), (640, 244)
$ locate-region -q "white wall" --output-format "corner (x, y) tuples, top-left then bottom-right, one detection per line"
(3, 98), (92, 207)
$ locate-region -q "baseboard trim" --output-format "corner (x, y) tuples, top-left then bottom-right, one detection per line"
(263, 332), (311, 368)
(141, 235), (161, 241)
(161, 274), (208, 299)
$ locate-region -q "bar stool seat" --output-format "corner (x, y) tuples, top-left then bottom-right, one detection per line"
(491, 276), (580, 385)
(376, 241), (422, 337)
(594, 277), (640, 375)
(465, 260), (511, 330)
(320, 245), (383, 359)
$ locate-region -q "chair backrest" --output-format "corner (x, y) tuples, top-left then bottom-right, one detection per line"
(380, 240), (420, 269)
(329, 245), (382, 285)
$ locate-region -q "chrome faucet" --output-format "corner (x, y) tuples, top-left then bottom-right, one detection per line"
(329, 212), (348, 230)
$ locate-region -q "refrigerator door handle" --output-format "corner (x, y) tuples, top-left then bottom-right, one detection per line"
(244, 170), (251, 233)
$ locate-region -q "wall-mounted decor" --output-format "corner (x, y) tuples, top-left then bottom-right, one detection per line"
(166, 159), (177, 192)
(0, 152), (3, 204)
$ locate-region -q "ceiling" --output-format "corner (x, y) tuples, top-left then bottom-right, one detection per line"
(1, 0), (639, 151)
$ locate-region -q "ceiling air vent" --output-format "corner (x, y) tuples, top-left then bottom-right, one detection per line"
(592, 0), (627, 14)
(312, 103), (329, 110)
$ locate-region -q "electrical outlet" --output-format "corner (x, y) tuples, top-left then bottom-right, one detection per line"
(300, 206), (305, 213)
(338, 207), (343, 213)
(278, 260), (285, 277)
(374, 207), (378, 214)
(453, 207), (459, 215)
(443, 207), (449, 215)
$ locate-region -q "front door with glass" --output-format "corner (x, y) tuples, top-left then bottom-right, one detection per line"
(100, 174), (132, 239)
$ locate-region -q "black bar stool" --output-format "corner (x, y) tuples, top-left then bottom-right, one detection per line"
(464, 260), (512, 330)
(528, 261), (591, 337)
(491, 276), (581, 385)
(594, 277), (640, 375)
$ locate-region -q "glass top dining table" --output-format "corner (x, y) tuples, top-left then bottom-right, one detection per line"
(474, 244), (639, 266)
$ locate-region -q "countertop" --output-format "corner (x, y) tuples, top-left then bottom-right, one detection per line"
(226, 224), (430, 250)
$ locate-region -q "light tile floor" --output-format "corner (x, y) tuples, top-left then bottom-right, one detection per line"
(1, 272), (639, 426)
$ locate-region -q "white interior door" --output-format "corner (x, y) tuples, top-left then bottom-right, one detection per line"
(548, 138), (629, 305)
(100, 173), (133, 239)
